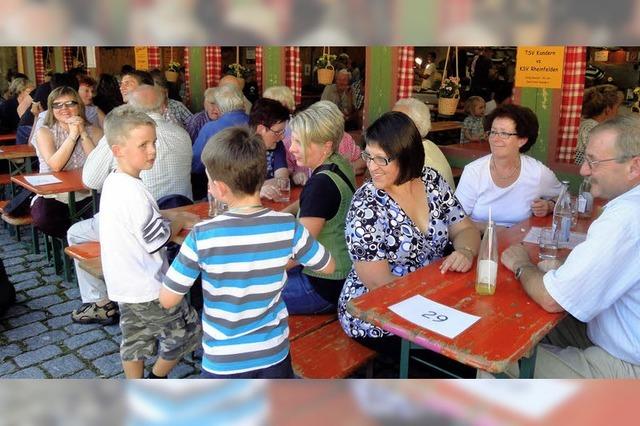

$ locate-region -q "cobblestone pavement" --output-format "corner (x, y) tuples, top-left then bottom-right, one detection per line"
(0, 226), (200, 379)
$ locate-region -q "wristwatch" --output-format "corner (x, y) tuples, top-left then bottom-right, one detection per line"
(515, 264), (534, 280)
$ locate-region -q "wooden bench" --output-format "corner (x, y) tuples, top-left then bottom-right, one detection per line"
(290, 321), (376, 378)
(78, 257), (104, 280)
(0, 199), (39, 252)
(0, 174), (10, 185)
(64, 241), (101, 261)
(289, 314), (336, 341)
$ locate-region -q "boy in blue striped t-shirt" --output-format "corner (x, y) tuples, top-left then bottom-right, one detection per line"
(160, 126), (335, 378)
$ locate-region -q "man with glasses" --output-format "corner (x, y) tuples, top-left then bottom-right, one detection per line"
(496, 115), (640, 378)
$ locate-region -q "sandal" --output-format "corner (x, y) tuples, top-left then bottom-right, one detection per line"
(71, 302), (119, 325)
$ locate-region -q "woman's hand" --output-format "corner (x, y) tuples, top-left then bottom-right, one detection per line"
(292, 171), (308, 186)
(260, 178), (280, 200)
(66, 116), (85, 138)
(531, 198), (553, 217)
(440, 249), (474, 274)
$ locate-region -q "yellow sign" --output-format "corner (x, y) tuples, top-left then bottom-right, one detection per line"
(134, 47), (149, 71)
(515, 46), (565, 89)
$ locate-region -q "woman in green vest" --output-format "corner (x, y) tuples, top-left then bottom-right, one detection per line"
(282, 101), (356, 314)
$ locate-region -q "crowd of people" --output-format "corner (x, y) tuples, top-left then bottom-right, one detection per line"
(0, 60), (638, 380)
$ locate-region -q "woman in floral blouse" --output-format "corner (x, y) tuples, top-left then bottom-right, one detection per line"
(338, 111), (480, 355)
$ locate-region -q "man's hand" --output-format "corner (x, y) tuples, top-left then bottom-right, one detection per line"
(500, 244), (533, 272)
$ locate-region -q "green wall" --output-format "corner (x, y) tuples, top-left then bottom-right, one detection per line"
(262, 47), (283, 89)
(365, 47), (394, 125)
(187, 47), (204, 112)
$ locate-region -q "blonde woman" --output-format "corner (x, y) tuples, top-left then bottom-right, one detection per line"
(32, 86), (102, 237)
(264, 85), (365, 185)
(282, 101), (357, 314)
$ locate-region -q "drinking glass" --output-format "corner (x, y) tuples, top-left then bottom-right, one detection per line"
(274, 177), (291, 203)
(538, 227), (559, 260)
(208, 194), (228, 217)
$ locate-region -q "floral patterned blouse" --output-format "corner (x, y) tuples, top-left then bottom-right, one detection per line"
(338, 167), (466, 339)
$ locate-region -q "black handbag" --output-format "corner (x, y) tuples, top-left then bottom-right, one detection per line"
(3, 187), (35, 217)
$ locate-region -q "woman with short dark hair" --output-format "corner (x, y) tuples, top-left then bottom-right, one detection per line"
(338, 112), (480, 352)
(455, 104), (562, 229)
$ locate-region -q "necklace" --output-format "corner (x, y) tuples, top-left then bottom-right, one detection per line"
(227, 204), (264, 213)
(490, 156), (520, 180)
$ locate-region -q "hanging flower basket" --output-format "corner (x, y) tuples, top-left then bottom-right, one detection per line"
(316, 49), (336, 85)
(317, 65), (335, 85)
(165, 60), (181, 82)
(438, 96), (460, 116)
(165, 71), (179, 82)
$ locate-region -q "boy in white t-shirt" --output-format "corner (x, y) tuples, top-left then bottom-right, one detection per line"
(100, 105), (202, 379)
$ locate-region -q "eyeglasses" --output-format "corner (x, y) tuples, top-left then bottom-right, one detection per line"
(583, 155), (639, 170)
(487, 130), (518, 139)
(361, 151), (395, 166)
(267, 126), (286, 138)
(52, 100), (79, 110)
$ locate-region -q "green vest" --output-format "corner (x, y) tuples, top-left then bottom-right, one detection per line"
(301, 153), (355, 280)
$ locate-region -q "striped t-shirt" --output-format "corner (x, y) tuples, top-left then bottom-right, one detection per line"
(163, 208), (331, 375)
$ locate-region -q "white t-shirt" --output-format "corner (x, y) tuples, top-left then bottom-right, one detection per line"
(544, 184), (640, 365)
(99, 172), (171, 303)
(455, 154), (562, 227)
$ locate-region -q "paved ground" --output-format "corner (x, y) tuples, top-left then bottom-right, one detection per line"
(0, 225), (199, 379)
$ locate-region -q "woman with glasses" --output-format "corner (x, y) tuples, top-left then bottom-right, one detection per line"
(281, 101), (356, 314)
(338, 112), (480, 354)
(247, 98), (291, 200)
(455, 104), (562, 229)
(32, 86), (101, 238)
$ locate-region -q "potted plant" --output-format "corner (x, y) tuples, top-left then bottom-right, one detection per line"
(226, 63), (249, 90)
(165, 61), (181, 82)
(438, 76), (461, 116)
(316, 52), (337, 85)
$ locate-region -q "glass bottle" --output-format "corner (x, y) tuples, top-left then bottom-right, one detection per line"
(577, 177), (593, 218)
(476, 220), (498, 296)
(552, 181), (572, 245)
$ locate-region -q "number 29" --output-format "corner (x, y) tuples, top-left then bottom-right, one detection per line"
(422, 311), (448, 322)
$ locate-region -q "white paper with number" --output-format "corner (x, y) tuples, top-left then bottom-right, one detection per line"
(522, 226), (587, 249)
(24, 175), (62, 186)
(388, 295), (480, 339)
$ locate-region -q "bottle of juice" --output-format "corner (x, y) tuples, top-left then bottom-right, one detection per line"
(475, 219), (498, 295)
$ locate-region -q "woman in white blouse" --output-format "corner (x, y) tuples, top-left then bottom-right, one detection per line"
(455, 104), (562, 229)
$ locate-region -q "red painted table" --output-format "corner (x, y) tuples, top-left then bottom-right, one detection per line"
(346, 209), (598, 378)
(11, 169), (96, 221)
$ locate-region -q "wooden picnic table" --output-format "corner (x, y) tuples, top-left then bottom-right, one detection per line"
(0, 144), (38, 196)
(0, 132), (17, 144)
(346, 207), (599, 378)
(440, 141), (491, 161)
(429, 121), (462, 133)
(11, 168), (97, 221)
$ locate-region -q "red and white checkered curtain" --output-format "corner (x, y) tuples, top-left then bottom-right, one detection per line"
(396, 46), (414, 100)
(34, 47), (45, 85)
(255, 46), (263, 93)
(182, 47), (191, 105)
(204, 46), (222, 88)
(556, 47), (587, 163)
(63, 47), (74, 71)
(147, 47), (161, 70)
(285, 47), (302, 106)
